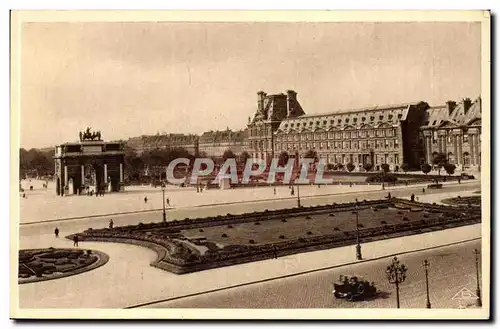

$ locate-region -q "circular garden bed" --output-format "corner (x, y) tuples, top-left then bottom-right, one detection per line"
(18, 248), (109, 284)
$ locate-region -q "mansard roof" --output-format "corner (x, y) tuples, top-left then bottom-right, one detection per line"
(277, 101), (423, 134)
(199, 129), (245, 144)
(421, 97), (481, 130)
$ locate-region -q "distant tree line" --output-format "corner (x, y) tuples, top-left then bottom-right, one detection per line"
(20, 148), (55, 178)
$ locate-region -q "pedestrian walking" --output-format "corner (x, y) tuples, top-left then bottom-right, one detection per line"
(458, 178), (461, 184)
(166, 198), (170, 207)
(291, 187), (295, 196)
(273, 187), (276, 195)
(22, 193), (25, 198)
(422, 188), (425, 193)
(54, 227), (59, 238)
(273, 245), (278, 259)
(144, 196), (148, 203)
(410, 193), (415, 202)
(109, 219), (114, 229)
(387, 192), (391, 199)
(73, 235), (79, 247)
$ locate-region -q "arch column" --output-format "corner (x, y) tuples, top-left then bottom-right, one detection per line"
(456, 135), (463, 168)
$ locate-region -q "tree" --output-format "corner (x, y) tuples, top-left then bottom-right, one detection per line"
(222, 149), (236, 161)
(278, 151), (289, 166)
(443, 163), (456, 176)
(401, 163), (410, 174)
(363, 162), (373, 172)
(381, 163), (390, 174)
(304, 149), (318, 161)
(432, 152), (448, 176)
(421, 163), (432, 175)
(346, 162), (355, 172)
(239, 151), (251, 166)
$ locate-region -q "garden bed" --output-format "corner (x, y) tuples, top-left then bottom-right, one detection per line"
(67, 198), (480, 275)
(18, 248), (109, 284)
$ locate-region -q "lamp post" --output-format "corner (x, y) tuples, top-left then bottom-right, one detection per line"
(473, 248), (482, 307)
(386, 256), (407, 308)
(161, 182), (166, 222)
(355, 203), (362, 260)
(295, 151), (301, 208)
(423, 259), (431, 308)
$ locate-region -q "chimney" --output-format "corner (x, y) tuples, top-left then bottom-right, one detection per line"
(286, 90), (297, 117)
(463, 98), (472, 114)
(446, 100), (456, 116)
(257, 91), (266, 112)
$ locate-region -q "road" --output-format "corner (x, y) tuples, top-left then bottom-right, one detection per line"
(19, 181), (480, 240)
(144, 239), (482, 309)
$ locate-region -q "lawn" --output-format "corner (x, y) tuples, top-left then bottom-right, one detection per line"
(180, 204), (438, 247)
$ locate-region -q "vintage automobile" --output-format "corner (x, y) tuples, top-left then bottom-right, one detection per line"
(332, 275), (377, 301)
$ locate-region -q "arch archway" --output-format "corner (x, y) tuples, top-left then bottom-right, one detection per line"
(447, 152), (455, 165)
(463, 152), (471, 166)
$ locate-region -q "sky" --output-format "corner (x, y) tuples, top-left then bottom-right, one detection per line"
(19, 21), (481, 149)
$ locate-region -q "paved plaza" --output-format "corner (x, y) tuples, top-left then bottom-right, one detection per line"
(18, 223), (481, 309)
(19, 178), (480, 223)
(17, 177), (483, 309)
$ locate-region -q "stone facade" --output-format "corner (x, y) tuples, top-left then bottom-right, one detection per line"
(245, 90), (305, 163)
(54, 140), (125, 195)
(274, 102), (430, 171)
(126, 133), (199, 155)
(198, 129), (245, 158)
(420, 97), (481, 171)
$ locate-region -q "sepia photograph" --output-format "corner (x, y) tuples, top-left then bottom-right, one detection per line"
(10, 10), (490, 320)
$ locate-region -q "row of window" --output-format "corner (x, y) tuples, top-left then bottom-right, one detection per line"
(274, 128), (397, 142)
(273, 139), (400, 152)
(429, 131), (481, 144)
(291, 153), (401, 165)
(283, 113), (403, 129)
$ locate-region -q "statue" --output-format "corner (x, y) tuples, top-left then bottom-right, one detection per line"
(79, 127), (102, 141)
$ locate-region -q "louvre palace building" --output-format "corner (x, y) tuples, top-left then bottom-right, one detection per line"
(245, 90), (482, 172)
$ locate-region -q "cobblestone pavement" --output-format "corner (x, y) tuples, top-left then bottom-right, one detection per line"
(19, 178), (480, 223)
(145, 239), (483, 309)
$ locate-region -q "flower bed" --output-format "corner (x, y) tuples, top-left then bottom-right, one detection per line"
(18, 248), (109, 284)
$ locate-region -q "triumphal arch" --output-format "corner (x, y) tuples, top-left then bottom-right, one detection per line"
(54, 128), (125, 196)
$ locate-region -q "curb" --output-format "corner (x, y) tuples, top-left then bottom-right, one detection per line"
(20, 180), (480, 226)
(125, 235), (481, 309)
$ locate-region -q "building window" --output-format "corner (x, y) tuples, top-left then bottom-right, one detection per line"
(323, 120), (327, 125)
(388, 114), (393, 120)
(397, 114), (403, 119)
(463, 134), (469, 143)
(338, 119), (342, 124)
(353, 118), (358, 123)
(379, 115), (384, 120)
(370, 116), (375, 121)
(362, 117), (366, 122)
(346, 118), (350, 123)
(394, 154), (399, 164)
